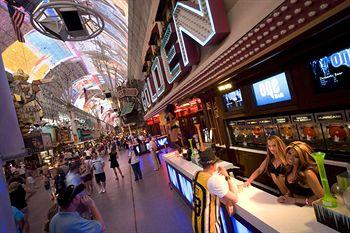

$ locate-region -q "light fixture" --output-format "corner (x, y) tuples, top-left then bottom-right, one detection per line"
(217, 83), (232, 91)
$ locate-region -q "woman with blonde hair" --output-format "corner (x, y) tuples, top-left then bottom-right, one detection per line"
(277, 141), (324, 206)
(244, 135), (288, 194)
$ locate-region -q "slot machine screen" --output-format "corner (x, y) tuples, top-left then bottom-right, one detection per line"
(273, 116), (299, 144)
(291, 114), (325, 150)
(315, 111), (350, 152)
(222, 89), (243, 112)
(252, 72), (292, 106)
(310, 46), (350, 91)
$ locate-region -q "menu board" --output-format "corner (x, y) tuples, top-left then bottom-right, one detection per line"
(273, 116), (299, 143)
(309, 46), (350, 91)
(315, 111), (350, 152)
(291, 114), (325, 149)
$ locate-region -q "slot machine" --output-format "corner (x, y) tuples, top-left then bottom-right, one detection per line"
(273, 116), (299, 144)
(291, 114), (325, 150)
(227, 120), (249, 146)
(258, 118), (278, 137)
(246, 119), (265, 146)
(315, 111), (350, 153)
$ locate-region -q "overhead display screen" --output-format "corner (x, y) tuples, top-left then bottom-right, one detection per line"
(252, 72), (292, 106)
(222, 89), (243, 111)
(310, 46), (350, 90)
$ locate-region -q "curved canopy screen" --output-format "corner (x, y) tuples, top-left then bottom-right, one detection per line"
(0, 0), (128, 126)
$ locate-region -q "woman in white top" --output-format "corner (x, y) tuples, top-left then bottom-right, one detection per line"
(128, 144), (142, 181)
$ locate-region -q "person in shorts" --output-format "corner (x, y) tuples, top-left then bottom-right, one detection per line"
(91, 151), (106, 193)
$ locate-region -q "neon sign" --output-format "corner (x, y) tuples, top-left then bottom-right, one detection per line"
(330, 48), (350, 68)
(142, 0), (229, 111)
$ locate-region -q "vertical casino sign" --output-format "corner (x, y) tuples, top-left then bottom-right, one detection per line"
(141, 0), (230, 112)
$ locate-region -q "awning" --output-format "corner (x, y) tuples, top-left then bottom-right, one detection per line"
(119, 102), (135, 116)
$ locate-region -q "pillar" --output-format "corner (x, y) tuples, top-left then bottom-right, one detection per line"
(0, 55), (18, 233)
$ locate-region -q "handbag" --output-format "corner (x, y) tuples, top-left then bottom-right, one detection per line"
(128, 158), (131, 164)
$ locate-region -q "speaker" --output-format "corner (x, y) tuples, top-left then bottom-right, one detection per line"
(59, 7), (88, 37)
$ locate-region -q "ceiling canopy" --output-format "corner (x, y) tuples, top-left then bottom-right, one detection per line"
(0, 0), (128, 126)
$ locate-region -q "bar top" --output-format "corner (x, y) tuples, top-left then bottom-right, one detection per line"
(163, 152), (336, 233)
(163, 151), (237, 179)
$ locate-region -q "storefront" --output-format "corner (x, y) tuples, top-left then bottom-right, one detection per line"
(134, 1), (350, 231)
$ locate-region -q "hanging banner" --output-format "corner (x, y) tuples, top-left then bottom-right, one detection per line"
(117, 88), (139, 98)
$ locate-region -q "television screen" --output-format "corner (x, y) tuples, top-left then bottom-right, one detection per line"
(252, 72), (292, 106)
(222, 89), (243, 111)
(310, 47), (350, 90)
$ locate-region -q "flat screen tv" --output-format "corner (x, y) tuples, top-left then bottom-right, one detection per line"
(222, 89), (243, 111)
(252, 72), (292, 106)
(310, 47), (350, 91)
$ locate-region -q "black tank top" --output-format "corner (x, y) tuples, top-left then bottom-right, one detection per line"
(267, 159), (286, 176)
(285, 170), (314, 197)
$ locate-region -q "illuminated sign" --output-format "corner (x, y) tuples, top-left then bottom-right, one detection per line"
(173, 0), (230, 66)
(273, 116), (290, 124)
(178, 174), (193, 204)
(310, 47), (350, 90)
(252, 73), (292, 106)
(218, 83), (232, 91)
(291, 114), (314, 123)
(142, 0), (229, 111)
(315, 111), (345, 122)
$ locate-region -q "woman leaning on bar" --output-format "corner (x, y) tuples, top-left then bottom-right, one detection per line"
(244, 135), (288, 195)
(277, 141), (324, 206)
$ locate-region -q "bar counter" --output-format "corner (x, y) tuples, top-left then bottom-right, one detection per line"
(163, 152), (336, 233)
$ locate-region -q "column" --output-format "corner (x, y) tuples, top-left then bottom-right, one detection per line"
(0, 55), (18, 233)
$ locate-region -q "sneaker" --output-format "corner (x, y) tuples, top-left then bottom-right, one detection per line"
(102, 189), (106, 193)
(121, 175), (125, 178)
(98, 189), (103, 194)
(134, 178), (139, 181)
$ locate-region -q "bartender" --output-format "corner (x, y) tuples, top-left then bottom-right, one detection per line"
(165, 104), (182, 151)
(277, 141), (324, 206)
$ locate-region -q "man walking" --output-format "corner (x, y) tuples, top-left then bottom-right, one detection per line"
(91, 150), (107, 193)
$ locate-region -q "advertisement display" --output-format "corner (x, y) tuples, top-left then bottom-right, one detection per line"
(310, 46), (350, 91)
(273, 116), (299, 144)
(222, 89), (243, 111)
(315, 111), (350, 152)
(291, 114), (325, 150)
(252, 72), (292, 106)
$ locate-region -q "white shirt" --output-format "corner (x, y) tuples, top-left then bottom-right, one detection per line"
(149, 140), (157, 152)
(91, 157), (104, 174)
(128, 150), (139, 165)
(207, 172), (229, 198)
(66, 171), (82, 186)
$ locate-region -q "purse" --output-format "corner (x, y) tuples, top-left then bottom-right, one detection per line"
(128, 158), (131, 164)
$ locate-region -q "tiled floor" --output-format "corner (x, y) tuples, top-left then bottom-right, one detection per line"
(27, 149), (192, 233)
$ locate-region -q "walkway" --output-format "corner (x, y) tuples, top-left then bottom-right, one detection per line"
(27, 149), (192, 233)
